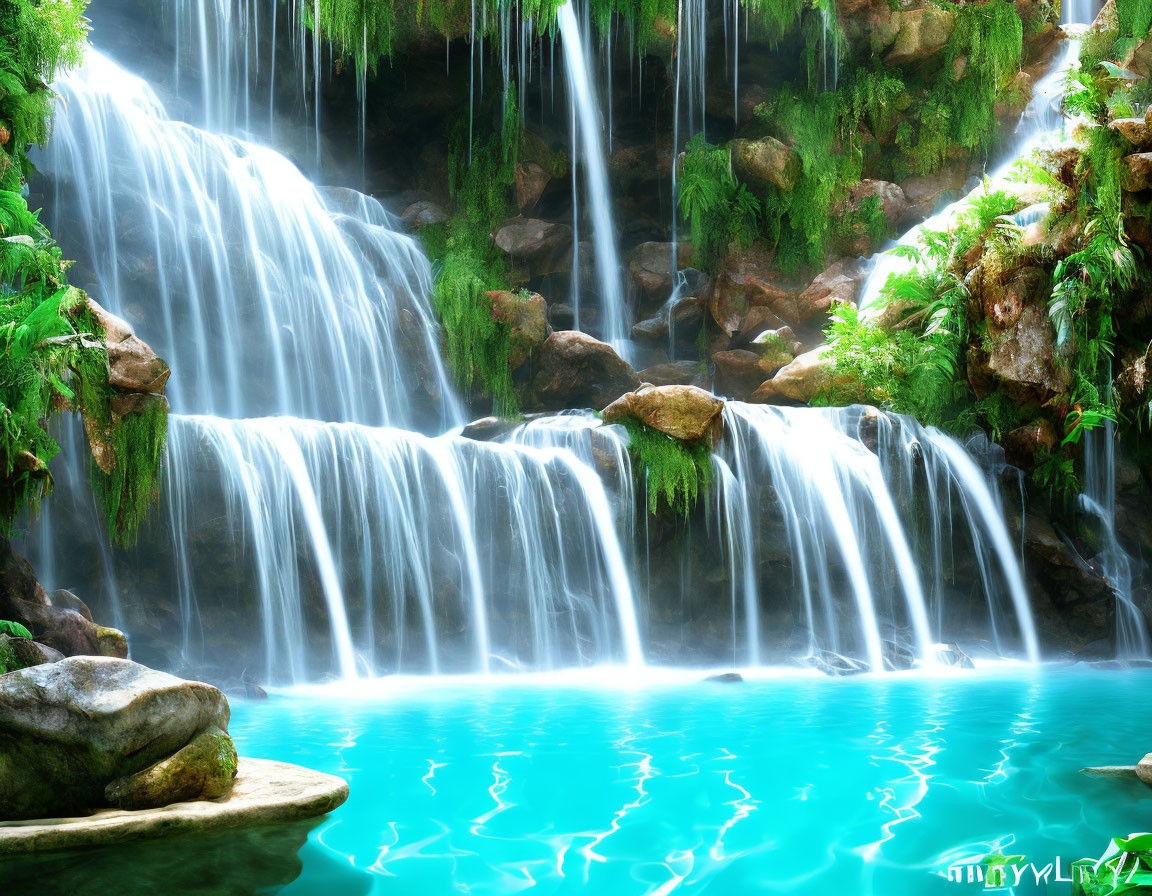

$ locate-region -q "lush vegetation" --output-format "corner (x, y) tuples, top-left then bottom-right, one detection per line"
(0, 0), (167, 544)
(624, 419), (712, 516)
(420, 88), (524, 416)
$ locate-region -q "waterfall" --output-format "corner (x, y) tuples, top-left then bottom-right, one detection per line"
(44, 51), (459, 430)
(557, 1), (628, 353)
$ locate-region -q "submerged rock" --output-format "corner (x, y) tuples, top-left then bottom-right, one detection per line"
(804, 650), (870, 677)
(0, 657), (237, 820)
(703, 672), (744, 683)
(602, 384), (724, 442)
(935, 643), (976, 670)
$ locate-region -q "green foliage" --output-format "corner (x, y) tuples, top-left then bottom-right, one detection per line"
(624, 419), (712, 516)
(677, 134), (761, 271)
(422, 88), (521, 416)
(0, 0), (88, 188)
(1072, 832), (1152, 896)
(89, 397), (169, 546)
(0, 619), (31, 639)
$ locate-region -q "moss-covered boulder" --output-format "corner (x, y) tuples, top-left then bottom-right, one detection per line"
(0, 657), (235, 820)
(486, 290), (551, 370)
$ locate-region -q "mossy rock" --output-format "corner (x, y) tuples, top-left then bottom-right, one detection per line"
(105, 725), (238, 810)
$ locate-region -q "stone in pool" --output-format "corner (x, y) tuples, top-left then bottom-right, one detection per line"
(0, 656), (234, 818)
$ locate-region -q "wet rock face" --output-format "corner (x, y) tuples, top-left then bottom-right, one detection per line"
(0, 538), (99, 658)
(494, 218), (573, 278)
(751, 347), (834, 405)
(0, 657), (236, 819)
(86, 297), (171, 395)
(711, 247), (802, 336)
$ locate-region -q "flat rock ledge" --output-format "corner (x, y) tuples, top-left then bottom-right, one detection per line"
(0, 758), (348, 855)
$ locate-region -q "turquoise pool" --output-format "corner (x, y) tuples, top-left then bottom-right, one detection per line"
(9, 668), (1152, 894)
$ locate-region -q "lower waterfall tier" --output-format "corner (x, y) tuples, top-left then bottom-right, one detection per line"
(23, 404), (1056, 683)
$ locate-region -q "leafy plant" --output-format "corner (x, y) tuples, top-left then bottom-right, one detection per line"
(677, 134), (762, 271)
(0, 619), (32, 639)
(623, 419), (712, 516)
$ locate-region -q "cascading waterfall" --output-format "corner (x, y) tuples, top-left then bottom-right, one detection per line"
(557, 1), (628, 352)
(45, 52), (460, 429)
(25, 0), (1059, 684)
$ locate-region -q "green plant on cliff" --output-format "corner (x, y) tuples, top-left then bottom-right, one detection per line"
(422, 87), (521, 416)
(623, 419), (712, 516)
(0, 0), (167, 544)
(677, 133), (762, 271)
(0, 619), (31, 639)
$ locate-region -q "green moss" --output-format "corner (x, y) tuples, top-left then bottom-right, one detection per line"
(677, 134), (762, 271)
(624, 419), (712, 516)
(421, 87), (521, 417)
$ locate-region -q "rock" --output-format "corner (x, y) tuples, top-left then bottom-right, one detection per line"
(1122, 35), (1152, 79)
(461, 415), (522, 441)
(629, 242), (678, 310)
(750, 346), (833, 404)
(796, 259), (865, 320)
(711, 247), (801, 335)
(105, 725), (238, 810)
(1115, 341), (1152, 408)
(96, 625), (129, 660)
(50, 589), (93, 623)
(1001, 420), (1058, 470)
(1110, 117), (1152, 151)
(1138, 753), (1152, 786)
(970, 304), (1070, 403)
(494, 218), (572, 277)
(0, 758), (347, 856)
(847, 179), (908, 227)
(712, 350), (772, 400)
(601, 385), (724, 442)
(0, 538), (100, 658)
(398, 200), (448, 231)
(487, 290), (551, 369)
(0, 657), (234, 819)
(514, 161), (550, 214)
(900, 163), (968, 221)
(1122, 153), (1152, 193)
(884, 7), (955, 65)
(637, 361), (707, 388)
(527, 331), (640, 411)
(935, 643), (975, 669)
(0, 634), (63, 672)
(1080, 765), (1138, 779)
(548, 302), (576, 330)
(730, 136), (800, 194)
(804, 650), (869, 676)
(750, 328), (799, 370)
(86, 297), (170, 396)
(631, 315), (669, 343)
(703, 672), (743, 683)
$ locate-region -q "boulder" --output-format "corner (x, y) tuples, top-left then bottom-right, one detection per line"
(711, 247), (801, 335)
(96, 625), (130, 660)
(712, 350), (772, 400)
(1001, 419), (1058, 470)
(796, 259), (865, 320)
(0, 657), (236, 819)
(1109, 117), (1152, 151)
(900, 163), (969, 221)
(750, 328), (800, 370)
(884, 7), (955, 66)
(631, 314), (668, 343)
(1115, 341), (1152, 409)
(0, 634), (63, 673)
(637, 361), (707, 388)
(750, 346), (833, 404)
(847, 179), (908, 227)
(86, 297), (170, 396)
(0, 538), (100, 658)
(730, 136), (800, 194)
(514, 162), (550, 215)
(487, 290), (551, 369)
(494, 218), (573, 277)
(601, 385), (724, 442)
(703, 672), (744, 683)
(1138, 753), (1152, 786)
(398, 200), (448, 232)
(1122, 153), (1152, 193)
(1122, 35), (1152, 79)
(527, 331), (640, 411)
(970, 304), (1070, 403)
(628, 242), (678, 310)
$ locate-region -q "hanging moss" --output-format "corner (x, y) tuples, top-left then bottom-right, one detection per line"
(677, 134), (762, 271)
(624, 419), (712, 516)
(421, 87), (521, 417)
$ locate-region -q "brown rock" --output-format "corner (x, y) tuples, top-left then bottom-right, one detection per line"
(1001, 420), (1058, 470)
(847, 179), (908, 226)
(972, 304), (1071, 403)
(1115, 341), (1152, 408)
(487, 290), (551, 369)
(637, 361), (707, 388)
(884, 7), (955, 66)
(0, 538), (100, 658)
(711, 247), (800, 335)
(398, 200), (448, 231)
(749, 346), (833, 404)
(1109, 117), (1152, 151)
(86, 297), (170, 396)
(601, 384), (724, 442)
(1122, 153), (1152, 193)
(796, 259), (864, 320)
(528, 331), (640, 411)
(730, 137), (800, 194)
(96, 625), (130, 660)
(712, 350), (771, 401)
(514, 162), (550, 215)
(750, 329), (798, 371)
(629, 242), (677, 309)
(494, 218), (573, 277)
(1122, 36), (1152, 79)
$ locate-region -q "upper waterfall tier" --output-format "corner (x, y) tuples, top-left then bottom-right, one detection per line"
(40, 50), (460, 430)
